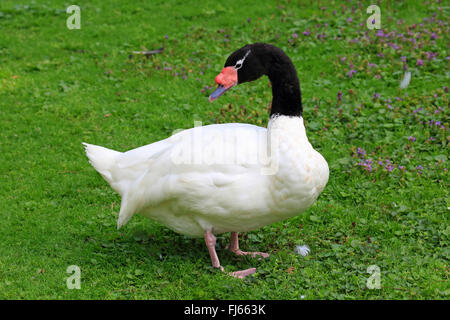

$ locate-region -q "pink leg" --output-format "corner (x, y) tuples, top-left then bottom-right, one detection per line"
(204, 230), (256, 279)
(229, 232), (269, 259)
(204, 230), (223, 271)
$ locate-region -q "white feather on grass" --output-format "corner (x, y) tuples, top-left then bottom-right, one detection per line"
(295, 244), (310, 256)
(400, 71), (411, 89)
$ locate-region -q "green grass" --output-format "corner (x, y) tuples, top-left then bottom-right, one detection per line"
(0, 0), (448, 299)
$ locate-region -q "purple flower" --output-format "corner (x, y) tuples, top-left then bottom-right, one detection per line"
(346, 17), (353, 23)
(347, 69), (357, 78)
(357, 147), (366, 158)
(430, 32), (438, 40)
(373, 92), (380, 100)
(408, 136), (416, 142)
(425, 52), (438, 60)
(359, 158), (374, 172)
(303, 30), (310, 36)
(376, 30), (384, 37)
(291, 33), (299, 39)
(389, 43), (400, 50)
(416, 58), (424, 66)
(416, 165), (423, 174)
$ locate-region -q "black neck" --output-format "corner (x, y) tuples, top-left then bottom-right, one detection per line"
(268, 62), (303, 118)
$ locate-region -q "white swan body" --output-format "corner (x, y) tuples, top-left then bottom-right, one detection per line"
(83, 115), (328, 237)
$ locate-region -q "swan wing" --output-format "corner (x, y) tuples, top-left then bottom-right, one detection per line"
(116, 123), (269, 228)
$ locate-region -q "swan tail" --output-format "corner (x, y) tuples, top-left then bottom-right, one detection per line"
(117, 194), (135, 229)
(83, 143), (150, 229)
(82, 142), (122, 190)
(116, 168), (150, 229)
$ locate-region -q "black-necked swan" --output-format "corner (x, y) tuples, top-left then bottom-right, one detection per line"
(83, 43), (329, 278)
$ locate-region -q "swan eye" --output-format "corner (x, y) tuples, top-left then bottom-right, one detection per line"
(234, 50), (251, 70)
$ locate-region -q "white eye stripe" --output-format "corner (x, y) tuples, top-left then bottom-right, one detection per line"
(234, 50), (251, 70)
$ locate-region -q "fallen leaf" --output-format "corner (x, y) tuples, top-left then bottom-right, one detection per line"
(286, 266), (295, 274)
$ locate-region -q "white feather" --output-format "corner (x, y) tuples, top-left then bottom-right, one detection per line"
(295, 244), (310, 256)
(400, 71), (411, 89)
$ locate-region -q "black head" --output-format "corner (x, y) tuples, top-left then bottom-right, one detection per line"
(209, 43), (303, 117)
(224, 44), (267, 84)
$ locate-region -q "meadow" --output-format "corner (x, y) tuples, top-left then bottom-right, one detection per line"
(0, 0), (448, 299)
